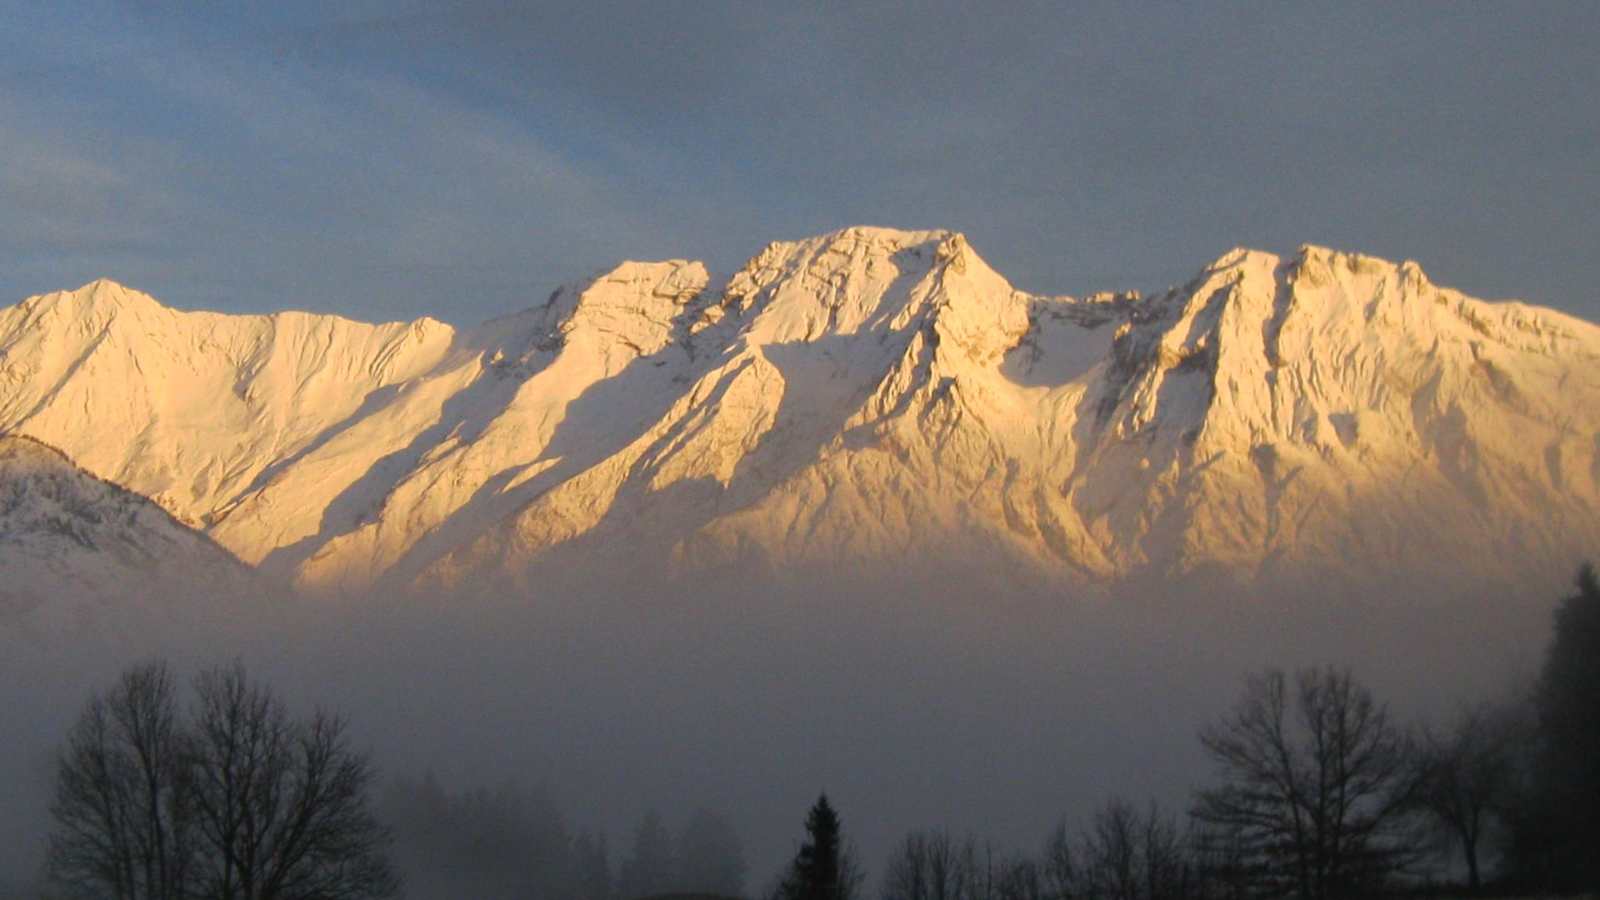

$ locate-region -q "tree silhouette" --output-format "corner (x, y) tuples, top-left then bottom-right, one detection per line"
(1507, 563), (1600, 891)
(46, 660), (397, 900)
(1077, 797), (1194, 900)
(1191, 667), (1419, 899)
(884, 830), (1046, 900)
(1412, 702), (1522, 890)
(47, 661), (192, 900)
(185, 663), (396, 900)
(881, 829), (972, 900)
(774, 794), (861, 900)
(991, 853), (1045, 900)
(1040, 820), (1077, 900)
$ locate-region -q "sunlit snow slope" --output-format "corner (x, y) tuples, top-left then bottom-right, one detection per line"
(2, 228), (1596, 593)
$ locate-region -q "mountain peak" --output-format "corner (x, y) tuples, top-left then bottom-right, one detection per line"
(77, 277), (161, 307)
(1205, 246), (1281, 272)
(543, 259), (713, 370)
(739, 226), (956, 276)
(812, 224), (955, 247)
(20, 278), (166, 319)
(85, 276), (132, 290)
(1198, 245), (1434, 293)
(1292, 242), (1401, 268)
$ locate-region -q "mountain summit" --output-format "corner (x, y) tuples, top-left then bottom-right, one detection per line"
(2, 227), (1596, 594)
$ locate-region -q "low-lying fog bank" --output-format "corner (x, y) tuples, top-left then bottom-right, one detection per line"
(0, 559), (1562, 895)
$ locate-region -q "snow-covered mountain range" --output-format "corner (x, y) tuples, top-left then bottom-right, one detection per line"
(2, 227), (1596, 596)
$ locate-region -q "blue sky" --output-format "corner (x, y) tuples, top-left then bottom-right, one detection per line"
(3, 1), (1597, 324)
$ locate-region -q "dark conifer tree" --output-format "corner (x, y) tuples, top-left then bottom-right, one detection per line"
(797, 796), (840, 898)
(775, 794), (859, 900)
(1509, 563), (1600, 891)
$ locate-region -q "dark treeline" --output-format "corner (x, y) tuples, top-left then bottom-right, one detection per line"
(862, 565), (1600, 900)
(380, 777), (747, 900)
(26, 566), (1599, 900)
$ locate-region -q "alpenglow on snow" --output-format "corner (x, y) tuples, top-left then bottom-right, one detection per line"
(1, 227), (1596, 594)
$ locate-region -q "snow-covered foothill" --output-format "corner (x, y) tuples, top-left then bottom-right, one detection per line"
(0, 434), (257, 629)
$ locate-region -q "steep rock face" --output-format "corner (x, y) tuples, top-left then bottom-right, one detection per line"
(2, 228), (1597, 594)
(0, 435), (255, 625)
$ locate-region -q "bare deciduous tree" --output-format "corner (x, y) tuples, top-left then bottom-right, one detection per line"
(1412, 701), (1523, 890)
(992, 855), (1045, 900)
(1191, 667), (1419, 900)
(1041, 821), (1078, 900)
(48, 661), (192, 900)
(882, 830), (974, 900)
(46, 660), (397, 900)
(187, 663), (397, 900)
(883, 830), (1045, 900)
(1077, 798), (1193, 900)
